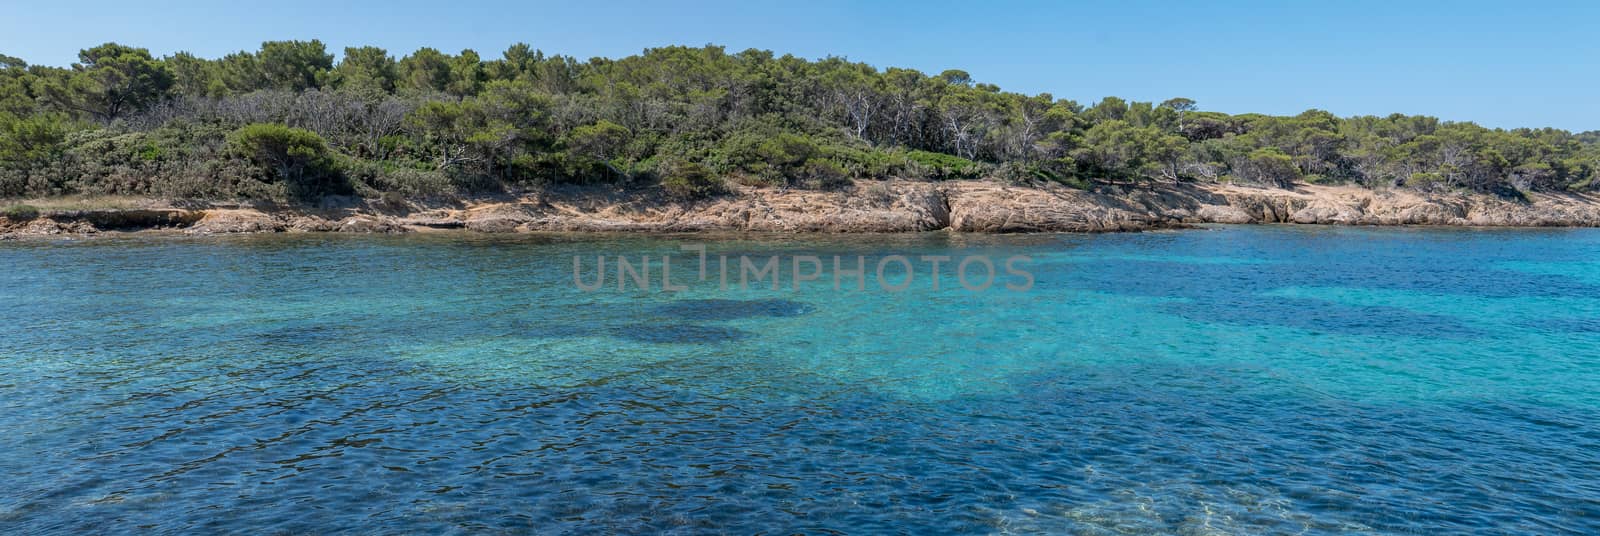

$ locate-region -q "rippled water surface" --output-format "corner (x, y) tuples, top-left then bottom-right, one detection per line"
(3, 226), (1600, 534)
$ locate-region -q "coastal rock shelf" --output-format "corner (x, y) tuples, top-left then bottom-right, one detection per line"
(5, 181), (1600, 238)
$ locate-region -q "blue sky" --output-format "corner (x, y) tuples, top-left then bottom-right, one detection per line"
(2, 0), (1596, 131)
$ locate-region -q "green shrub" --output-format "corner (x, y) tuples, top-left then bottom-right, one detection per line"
(343, 158), (455, 198)
(800, 159), (851, 190)
(1056, 174), (1092, 190)
(719, 132), (809, 182)
(710, 127), (831, 188)
(227, 123), (348, 199)
(906, 150), (983, 180)
(23, 125), (266, 199)
(727, 172), (778, 188)
(378, 190), (408, 209)
(1, 204), (40, 221)
(0, 169), (24, 198)
(822, 144), (911, 179)
(0, 114), (78, 197)
(659, 160), (724, 200)
(710, 126), (888, 190)
(0, 113), (71, 164)
(1405, 172), (1446, 190)
(565, 120), (631, 162)
(1235, 147), (1301, 188)
(993, 161), (1094, 190)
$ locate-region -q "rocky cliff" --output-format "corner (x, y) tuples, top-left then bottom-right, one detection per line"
(5, 181), (1600, 238)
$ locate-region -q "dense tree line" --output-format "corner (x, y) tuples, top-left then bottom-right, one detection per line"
(2, 40), (1597, 201)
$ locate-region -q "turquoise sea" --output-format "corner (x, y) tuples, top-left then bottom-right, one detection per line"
(2, 225), (1598, 534)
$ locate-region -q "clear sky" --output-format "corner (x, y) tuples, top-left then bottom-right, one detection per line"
(2, 0), (1596, 131)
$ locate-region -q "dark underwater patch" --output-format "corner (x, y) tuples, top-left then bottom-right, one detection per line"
(1068, 257), (1600, 303)
(508, 298), (811, 343)
(253, 324), (354, 346)
(1525, 317), (1600, 334)
(1163, 297), (1485, 339)
(653, 299), (816, 321)
(513, 321), (604, 340)
(611, 324), (751, 344)
(512, 321), (750, 343)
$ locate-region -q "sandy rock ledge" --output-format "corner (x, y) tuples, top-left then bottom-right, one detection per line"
(6, 180), (1600, 239)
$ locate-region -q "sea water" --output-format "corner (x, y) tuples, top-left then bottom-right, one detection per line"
(1, 225), (1597, 533)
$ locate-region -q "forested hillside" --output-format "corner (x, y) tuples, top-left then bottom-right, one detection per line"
(2, 41), (1597, 203)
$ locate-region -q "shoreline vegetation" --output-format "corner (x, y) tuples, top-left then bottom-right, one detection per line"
(3, 41), (1599, 238)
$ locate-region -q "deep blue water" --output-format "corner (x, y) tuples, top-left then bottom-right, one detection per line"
(2, 225), (1598, 534)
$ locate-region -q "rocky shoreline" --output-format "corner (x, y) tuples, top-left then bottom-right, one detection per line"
(5, 180), (1600, 239)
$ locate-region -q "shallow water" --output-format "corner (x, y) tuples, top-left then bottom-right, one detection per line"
(2, 225), (1598, 534)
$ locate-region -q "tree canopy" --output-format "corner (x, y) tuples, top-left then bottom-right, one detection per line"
(1, 40), (1596, 201)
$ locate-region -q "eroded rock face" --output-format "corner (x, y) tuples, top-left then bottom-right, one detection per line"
(31, 209), (203, 230)
(286, 216), (338, 233)
(1388, 201), (1467, 225)
(248, 183), (1600, 233)
(335, 216), (410, 234)
(464, 218), (522, 233)
(10, 218), (99, 236)
(1291, 201), (1361, 224)
(460, 203), (538, 233)
(1166, 184), (1600, 228)
(398, 212), (466, 229)
(1219, 193), (1303, 223)
(453, 182), (959, 233)
(734, 184), (949, 232)
(9, 180), (1600, 238)
(1193, 204), (1254, 224)
(945, 183), (1160, 232)
(186, 210), (284, 234)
